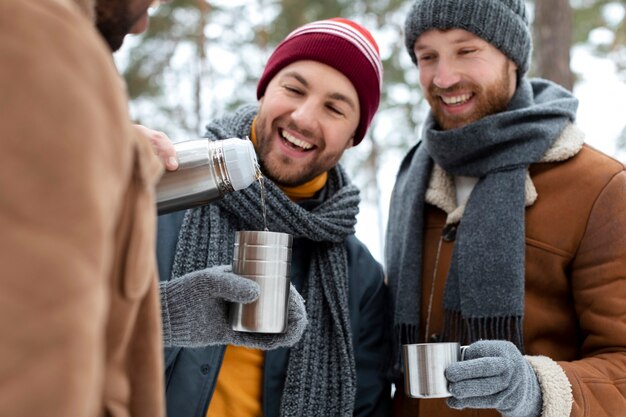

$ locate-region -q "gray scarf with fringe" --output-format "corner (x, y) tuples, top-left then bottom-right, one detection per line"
(385, 79), (578, 375)
(171, 105), (360, 416)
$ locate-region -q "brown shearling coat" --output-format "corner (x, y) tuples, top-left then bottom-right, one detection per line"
(393, 127), (626, 417)
(0, 0), (165, 415)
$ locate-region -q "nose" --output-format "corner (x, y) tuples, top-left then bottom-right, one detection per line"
(432, 56), (461, 89)
(290, 98), (319, 134)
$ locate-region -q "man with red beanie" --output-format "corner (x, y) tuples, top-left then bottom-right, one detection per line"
(156, 17), (391, 417)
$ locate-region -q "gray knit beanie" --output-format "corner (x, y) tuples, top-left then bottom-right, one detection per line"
(404, 0), (532, 77)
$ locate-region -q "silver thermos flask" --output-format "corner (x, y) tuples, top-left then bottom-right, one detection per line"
(156, 137), (258, 214)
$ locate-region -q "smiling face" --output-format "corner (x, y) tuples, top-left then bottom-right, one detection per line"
(254, 60), (360, 187)
(413, 29), (518, 130)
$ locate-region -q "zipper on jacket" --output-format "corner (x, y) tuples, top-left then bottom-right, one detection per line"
(425, 223), (458, 342)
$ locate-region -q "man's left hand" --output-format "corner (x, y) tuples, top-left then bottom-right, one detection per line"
(445, 340), (542, 417)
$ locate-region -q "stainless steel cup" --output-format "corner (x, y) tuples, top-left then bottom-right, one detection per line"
(403, 342), (467, 399)
(229, 231), (292, 333)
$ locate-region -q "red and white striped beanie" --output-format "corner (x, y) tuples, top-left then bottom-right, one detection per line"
(256, 18), (383, 145)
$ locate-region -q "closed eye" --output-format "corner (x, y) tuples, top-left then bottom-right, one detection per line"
(417, 53), (435, 64)
(283, 84), (304, 95)
(459, 48), (478, 56)
(326, 104), (345, 116)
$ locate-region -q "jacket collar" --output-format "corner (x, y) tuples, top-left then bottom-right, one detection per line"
(426, 123), (585, 224)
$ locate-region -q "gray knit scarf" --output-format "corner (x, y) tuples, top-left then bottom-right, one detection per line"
(385, 79), (578, 375)
(171, 105), (360, 416)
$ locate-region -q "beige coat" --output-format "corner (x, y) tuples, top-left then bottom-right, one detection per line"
(0, 0), (164, 415)
(393, 126), (626, 417)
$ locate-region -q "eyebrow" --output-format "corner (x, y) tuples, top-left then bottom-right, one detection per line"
(415, 34), (480, 50)
(329, 92), (357, 111)
(282, 71), (308, 87)
(281, 71), (357, 111)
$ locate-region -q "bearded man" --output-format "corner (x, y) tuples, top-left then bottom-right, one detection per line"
(0, 0), (166, 416)
(387, 1), (626, 417)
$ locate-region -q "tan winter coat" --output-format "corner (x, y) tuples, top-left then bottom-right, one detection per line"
(0, 0), (165, 416)
(393, 125), (626, 417)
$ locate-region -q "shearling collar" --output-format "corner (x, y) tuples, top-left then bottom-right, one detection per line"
(425, 123), (585, 224)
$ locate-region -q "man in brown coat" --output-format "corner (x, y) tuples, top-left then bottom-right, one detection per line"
(387, 0), (626, 417)
(0, 0), (165, 415)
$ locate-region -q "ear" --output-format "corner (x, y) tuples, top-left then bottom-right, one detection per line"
(345, 137), (355, 149)
(507, 60), (519, 97)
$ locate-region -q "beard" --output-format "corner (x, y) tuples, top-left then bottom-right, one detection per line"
(95, 0), (143, 52)
(427, 63), (513, 131)
(254, 117), (344, 188)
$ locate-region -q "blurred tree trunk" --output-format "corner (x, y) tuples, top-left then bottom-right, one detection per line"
(533, 0), (574, 90)
(195, 0), (211, 134)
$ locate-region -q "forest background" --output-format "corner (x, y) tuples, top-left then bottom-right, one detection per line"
(116, 0), (626, 263)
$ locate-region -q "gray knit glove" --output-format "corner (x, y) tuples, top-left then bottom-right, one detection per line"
(445, 340), (542, 417)
(160, 265), (308, 349)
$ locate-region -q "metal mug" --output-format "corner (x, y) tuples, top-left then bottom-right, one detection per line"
(229, 231), (292, 333)
(403, 342), (468, 399)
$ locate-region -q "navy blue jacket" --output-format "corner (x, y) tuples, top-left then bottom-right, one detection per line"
(157, 205), (391, 417)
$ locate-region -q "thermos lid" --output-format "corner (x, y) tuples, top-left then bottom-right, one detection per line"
(221, 138), (259, 191)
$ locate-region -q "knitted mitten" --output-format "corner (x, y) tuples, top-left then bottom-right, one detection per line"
(445, 340), (542, 417)
(161, 265), (307, 349)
